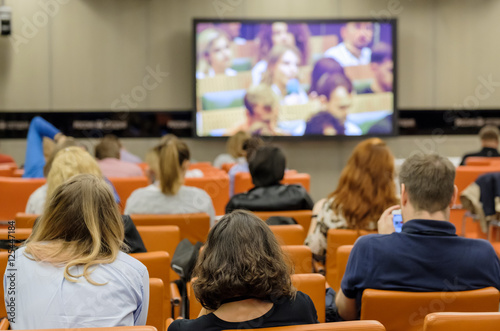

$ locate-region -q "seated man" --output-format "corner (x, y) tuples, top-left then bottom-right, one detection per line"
(358, 42), (393, 94)
(95, 138), (143, 178)
(335, 153), (500, 321)
(225, 145), (313, 213)
(324, 22), (374, 67)
(460, 125), (500, 165)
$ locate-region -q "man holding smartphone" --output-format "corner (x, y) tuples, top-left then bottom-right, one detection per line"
(335, 153), (500, 321)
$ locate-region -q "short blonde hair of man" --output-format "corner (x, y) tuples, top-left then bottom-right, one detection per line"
(479, 125), (500, 142)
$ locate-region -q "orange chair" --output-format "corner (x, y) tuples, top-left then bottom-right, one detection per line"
(225, 321), (386, 330)
(254, 210), (313, 234)
(335, 245), (354, 291)
(0, 164), (15, 177)
(282, 245), (313, 274)
(0, 228), (32, 251)
(424, 312), (500, 331)
(234, 172), (311, 195)
(187, 278), (202, 319)
(0, 177), (46, 221)
(130, 251), (172, 319)
(185, 174), (230, 216)
(465, 157), (500, 166)
(455, 166), (500, 195)
(221, 162), (236, 173)
(325, 229), (376, 290)
(12, 169), (24, 177)
(14, 213), (38, 228)
(189, 162), (213, 170)
(130, 213), (210, 244)
(291, 274), (326, 323)
(269, 224), (306, 245)
(135, 225), (180, 281)
(148, 278), (165, 331)
(0, 252), (8, 318)
(281, 173), (311, 192)
(360, 287), (500, 331)
(107, 176), (149, 213)
(0, 318), (8, 330)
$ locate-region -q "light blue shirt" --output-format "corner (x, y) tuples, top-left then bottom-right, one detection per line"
(5, 248), (149, 329)
(228, 162), (249, 197)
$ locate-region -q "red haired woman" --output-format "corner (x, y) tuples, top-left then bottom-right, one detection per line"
(304, 138), (399, 262)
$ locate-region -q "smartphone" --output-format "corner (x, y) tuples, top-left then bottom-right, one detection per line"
(392, 210), (403, 233)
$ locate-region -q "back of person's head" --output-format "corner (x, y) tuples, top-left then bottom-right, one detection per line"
(46, 147), (102, 202)
(330, 138), (398, 229)
(25, 174), (124, 285)
(43, 137), (80, 177)
(158, 137), (190, 195)
(242, 136), (264, 162)
(370, 42), (392, 64)
(95, 138), (121, 160)
(193, 210), (295, 310)
(479, 125), (500, 144)
(226, 131), (250, 159)
(399, 153), (455, 214)
(249, 145), (286, 187)
(309, 58), (345, 95)
(103, 134), (122, 147)
(316, 73), (353, 100)
(244, 84), (280, 117)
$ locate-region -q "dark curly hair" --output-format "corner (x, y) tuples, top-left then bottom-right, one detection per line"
(192, 210), (296, 311)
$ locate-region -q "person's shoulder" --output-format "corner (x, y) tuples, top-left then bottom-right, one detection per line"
(168, 315), (212, 331)
(111, 251), (148, 276)
(324, 43), (343, 56)
(180, 185), (209, 197)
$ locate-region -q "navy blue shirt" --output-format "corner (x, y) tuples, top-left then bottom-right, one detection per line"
(341, 219), (500, 311)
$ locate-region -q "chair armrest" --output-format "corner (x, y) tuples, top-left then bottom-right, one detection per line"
(170, 282), (181, 306)
(312, 260), (325, 275)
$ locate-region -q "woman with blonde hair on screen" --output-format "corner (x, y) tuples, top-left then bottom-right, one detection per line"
(7, 174), (149, 329)
(196, 28), (237, 79)
(304, 138), (399, 263)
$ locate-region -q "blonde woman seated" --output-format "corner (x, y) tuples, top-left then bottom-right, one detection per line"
(6, 174), (149, 329)
(168, 210), (318, 331)
(125, 137), (216, 225)
(212, 130), (250, 168)
(304, 138), (399, 263)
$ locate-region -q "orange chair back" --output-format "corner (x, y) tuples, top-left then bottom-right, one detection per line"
(269, 224), (306, 245)
(147, 278), (165, 331)
(282, 173), (311, 192)
(360, 287), (500, 331)
(187, 279), (202, 319)
(424, 312), (500, 331)
(291, 274), (326, 323)
(335, 245), (354, 291)
(185, 175), (229, 216)
(254, 211), (313, 234)
(189, 162), (212, 170)
(14, 213), (39, 228)
(130, 213), (210, 244)
(282, 245), (313, 274)
(465, 157), (500, 166)
(0, 164), (15, 177)
(325, 229), (376, 290)
(0, 252), (8, 318)
(221, 163), (236, 173)
(234, 172), (311, 195)
(0, 228), (32, 251)
(0, 177), (46, 221)
(455, 166), (500, 195)
(130, 251), (171, 318)
(225, 320), (386, 330)
(136, 225), (180, 281)
(107, 177), (149, 213)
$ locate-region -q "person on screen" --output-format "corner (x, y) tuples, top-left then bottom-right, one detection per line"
(252, 22), (310, 85)
(261, 45), (308, 106)
(309, 57), (345, 99)
(217, 22), (246, 45)
(304, 111), (344, 136)
(358, 42), (393, 94)
(196, 28), (237, 79)
(306, 73), (361, 135)
(226, 84), (286, 136)
(324, 22), (374, 67)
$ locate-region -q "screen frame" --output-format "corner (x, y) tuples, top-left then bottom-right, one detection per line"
(192, 17), (398, 140)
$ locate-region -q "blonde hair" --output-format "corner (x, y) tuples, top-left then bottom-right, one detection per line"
(197, 28), (231, 75)
(261, 45), (301, 85)
(24, 174), (125, 285)
(145, 134), (179, 184)
(227, 131), (250, 158)
(158, 138), (190, 195)
(46, 147), (102, 203)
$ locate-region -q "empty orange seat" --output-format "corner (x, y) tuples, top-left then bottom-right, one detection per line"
(282, 245), (313, 274)
(0, 177), (46, 221)
(269, 224), (306, 245)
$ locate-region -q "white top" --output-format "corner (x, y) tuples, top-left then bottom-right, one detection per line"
(5, 248), (149, 329)
(213, 153), (236, 169)
(196, 67), (237, 79)
(25, 183), (47, 214)
(251, 60), (268, 85)
(271, 84), (309, 106)
(124, 184), (216, 226)
(324, 42), (372, 67)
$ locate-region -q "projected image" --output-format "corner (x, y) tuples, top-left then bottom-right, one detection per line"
(194, 20), (395, 137)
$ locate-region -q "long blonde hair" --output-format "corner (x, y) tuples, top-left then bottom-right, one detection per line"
(226, 131), (250, 158)
(159, 138), (190, 195)
(197, 28), (232, 75)
(46, 147), (102, 204)
(24, 174), (125, 285)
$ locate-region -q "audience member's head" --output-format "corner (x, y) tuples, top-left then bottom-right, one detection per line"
(257, 22), (310, 65)
(157, 137), (190, 195)
(370, 42), (393, 92)
(226, 131), (251, 159)
(197, 28), (233, 76)
(340, 22), (374, 52)
(242, 136), (264, 163)
(193, 210), (295, 310)
(261, 45), (301, 91)
(329, 138), (398, 229)
(304, 111), (344, 135)
(26, 174), (124, 284)
(43, 137), (83, 177)
(316, 73), (353, 125)
(95, 138), (121, 160)
(309, 57), (345, 96)
(243, 84), (280, 135)
(479, 125), (500, 148)
(46, 147), (103, 204)
(249, 145), (286, 187)
(399, 153), (456, 218)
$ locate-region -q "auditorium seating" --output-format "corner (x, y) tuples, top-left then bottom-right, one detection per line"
(291, 274), (326, 323)
(360, 287), (500, 331)
(233, 172), (311, 195)
(0, 177), (46, 221)
(335, 245), (354, 291)
(464, 157), (500, 166)
(282, 245), (313, 274)
(0, 252), (8, 318)
(147, 278), (165, 331)
(107, 176), (149, 213)
(185, 174), (229, 216)
(269, 224), (306, 245)
(225, 321), (386, 331)
(423, 312), (500, 331)
(254, 210), (313, 233)
(14, 213), (39, 228)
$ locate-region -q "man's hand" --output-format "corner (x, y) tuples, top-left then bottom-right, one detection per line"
(377, 205), (401, 234)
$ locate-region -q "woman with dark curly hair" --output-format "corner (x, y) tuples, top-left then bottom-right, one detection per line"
(168, 210), (318, 331)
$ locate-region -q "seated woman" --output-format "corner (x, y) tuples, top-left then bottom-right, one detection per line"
(226, 145), (313, 213)
(7, 174), (149, 329)
(168, 210), (318, 331)
(304, 138), (399, 263)
(212, 130), (250, 169)
(125, 137), (216, 225)
(25, 147), (146, 253)
(196, 28), (236, 79)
